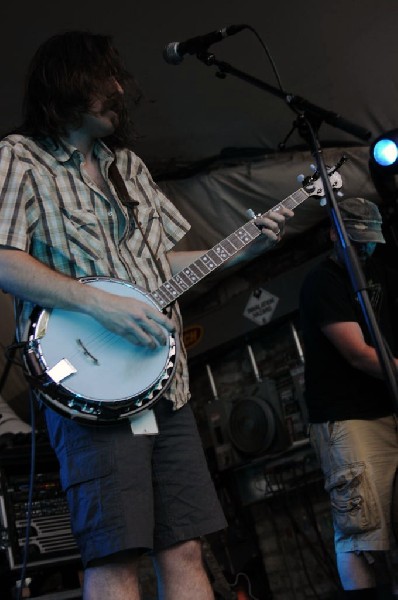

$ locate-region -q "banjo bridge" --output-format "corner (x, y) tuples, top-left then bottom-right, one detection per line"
(76, 338), (100, 365)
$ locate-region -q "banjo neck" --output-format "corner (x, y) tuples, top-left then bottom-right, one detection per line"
(150, 187), (310, 310)
(150, 156), (346, 311)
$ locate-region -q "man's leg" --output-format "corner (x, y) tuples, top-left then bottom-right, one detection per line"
(337, 551), (376, 590)
(153, 539), (214, 600)
(83, 552), (141, 600)
(311, 419), (398, 596)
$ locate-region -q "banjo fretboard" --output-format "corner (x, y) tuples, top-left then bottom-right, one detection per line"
(150, 187), (310, 309)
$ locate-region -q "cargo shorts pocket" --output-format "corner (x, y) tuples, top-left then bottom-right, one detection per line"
(324, 462), (381, 535)
(59, 447), (119, 539)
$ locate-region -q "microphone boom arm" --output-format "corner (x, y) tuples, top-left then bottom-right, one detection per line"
(196, 52), (371, 141)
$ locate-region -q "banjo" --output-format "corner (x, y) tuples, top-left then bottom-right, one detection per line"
(23, 161), (344, 424)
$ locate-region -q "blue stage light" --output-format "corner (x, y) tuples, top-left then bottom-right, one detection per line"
(372, 138), (398, 167)
(370, 129), (398, 172)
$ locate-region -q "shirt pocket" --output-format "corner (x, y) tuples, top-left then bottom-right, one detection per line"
(134, 206), (162, 258)
(60, 207), (105, 261)
(324, 462), (381, 535)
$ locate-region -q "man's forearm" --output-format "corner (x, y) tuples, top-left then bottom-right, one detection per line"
(0, 248), (105, 314)
(0, 248), (175, 348)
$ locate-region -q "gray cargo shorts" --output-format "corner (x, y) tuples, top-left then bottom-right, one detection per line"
(45, 399), (227, 567)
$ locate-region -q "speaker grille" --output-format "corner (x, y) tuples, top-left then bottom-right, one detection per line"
(228, 398), (276, 455)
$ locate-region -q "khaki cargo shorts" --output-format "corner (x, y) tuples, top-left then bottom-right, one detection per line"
(310, 416), (398, 553)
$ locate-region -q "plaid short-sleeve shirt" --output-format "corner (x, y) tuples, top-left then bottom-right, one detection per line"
(0, 134), (191, 409)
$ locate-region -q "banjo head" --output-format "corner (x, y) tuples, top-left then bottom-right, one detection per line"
(24, 277), (179, 424)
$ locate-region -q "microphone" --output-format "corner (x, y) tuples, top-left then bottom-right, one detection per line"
(163, 24), (247, 65)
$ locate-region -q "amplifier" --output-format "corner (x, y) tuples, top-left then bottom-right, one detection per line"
(205, 378), (291, 471)
(0, 445), (80, 571)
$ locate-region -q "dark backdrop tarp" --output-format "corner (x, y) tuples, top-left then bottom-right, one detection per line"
(0, 0), (397, 169)
(159, 146), (375, 251)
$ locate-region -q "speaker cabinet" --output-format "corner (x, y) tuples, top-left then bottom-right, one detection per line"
(205, 377), (291, 471)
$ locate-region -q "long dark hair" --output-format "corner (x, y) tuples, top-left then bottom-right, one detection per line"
(13, 31), (141, 148)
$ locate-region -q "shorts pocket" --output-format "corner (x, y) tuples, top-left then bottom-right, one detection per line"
(325, 462), (381, 535)
(59, 447), (119, 539)
(60, 447), (112, 490)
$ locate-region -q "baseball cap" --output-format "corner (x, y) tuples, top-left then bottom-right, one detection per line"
(338, 197), (386, 244)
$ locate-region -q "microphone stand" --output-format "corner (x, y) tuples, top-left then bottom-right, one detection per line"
(195, 50), (398, 410)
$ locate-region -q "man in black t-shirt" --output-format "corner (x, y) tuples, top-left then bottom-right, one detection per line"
(300, 197), (398, 598)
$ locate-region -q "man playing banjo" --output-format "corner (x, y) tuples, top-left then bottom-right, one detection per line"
(0, 31), (292, 599)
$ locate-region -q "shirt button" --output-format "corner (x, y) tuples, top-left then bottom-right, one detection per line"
(108, 211), (113, 217)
